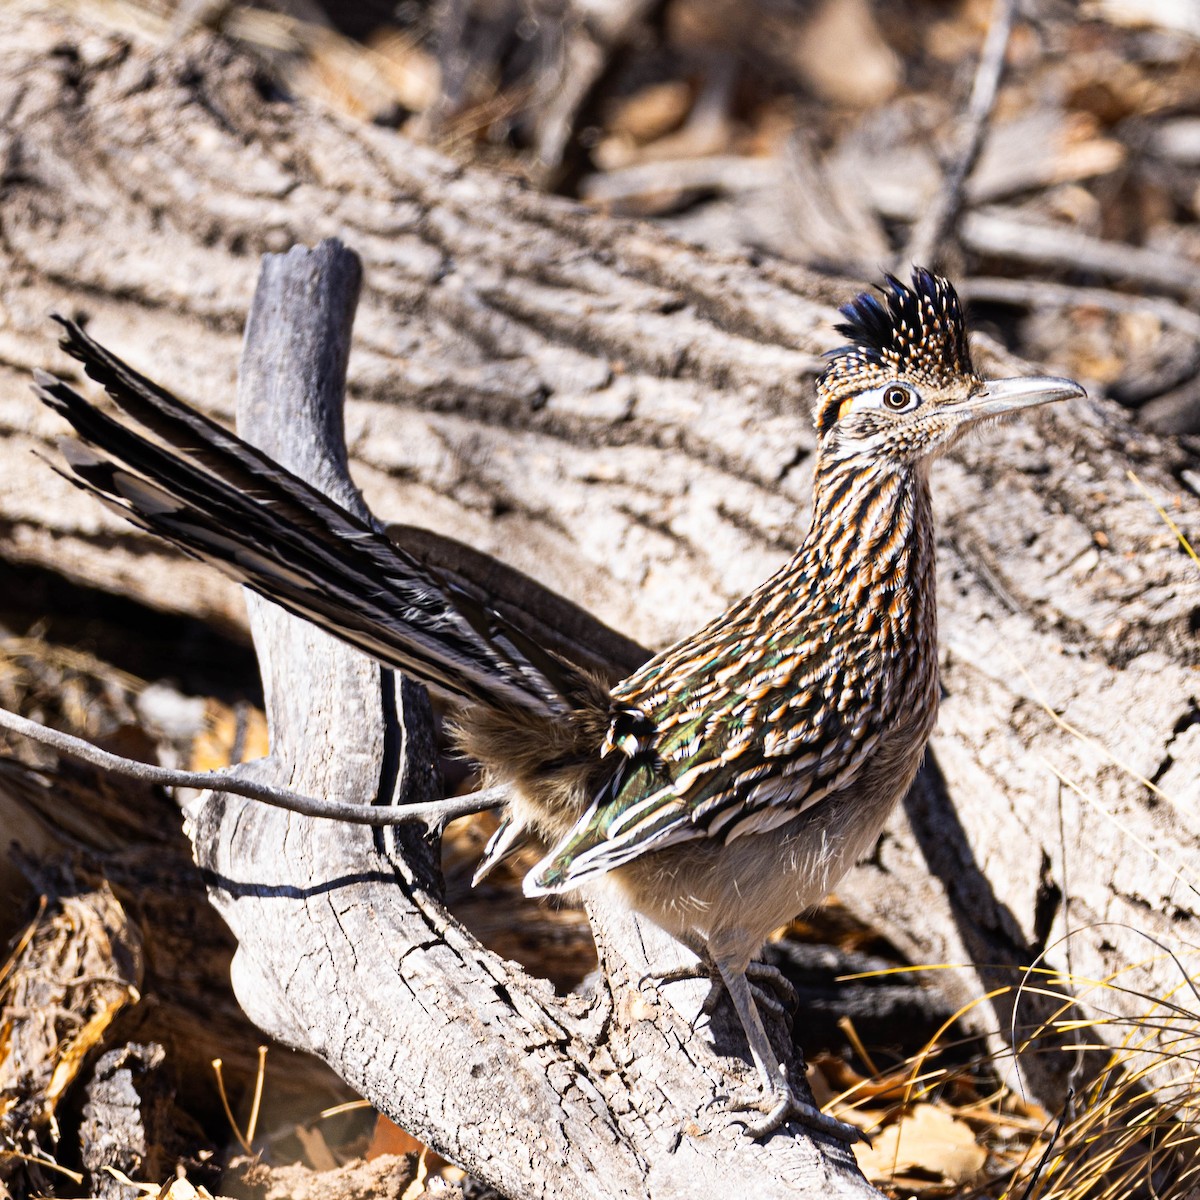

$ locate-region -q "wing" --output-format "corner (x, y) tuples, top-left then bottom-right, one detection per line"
(524, 586), (883, 895)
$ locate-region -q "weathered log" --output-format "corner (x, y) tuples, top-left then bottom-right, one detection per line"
(80, 1041), (200, 1200)
(1, 2), (1197, 1163)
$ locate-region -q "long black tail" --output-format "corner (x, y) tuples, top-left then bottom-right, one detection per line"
(35, 317), (576, 717)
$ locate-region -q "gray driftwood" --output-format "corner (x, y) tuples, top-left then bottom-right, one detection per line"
(2, 3), (1198, 1173)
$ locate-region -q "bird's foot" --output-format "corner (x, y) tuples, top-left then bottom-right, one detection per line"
(744, 962), (797, 1025)
(640, 962), (709, 990)
(725, 1079), (866, 1144)
(641, 961), (795, 1019)
(639, 961), (721, 1013)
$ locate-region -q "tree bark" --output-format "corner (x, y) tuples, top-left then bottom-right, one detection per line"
(2, 2), (1198, 1174)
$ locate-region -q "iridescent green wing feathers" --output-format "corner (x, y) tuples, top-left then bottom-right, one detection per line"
(525, 565), (885, 893)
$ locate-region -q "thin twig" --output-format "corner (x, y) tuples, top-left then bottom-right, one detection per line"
(0, 705), (503, 827)
(0, 1149), (84, 1186)
(212, 1057), (253, 1156)
(246, 1046), (268, 1147)
(1128, 469), (1200, 567)
(579, 154), (778, 207)
(962, 208), (1200, 298)
(902, 0), (1019, 269)
(1017, 1087), (1074, 1200)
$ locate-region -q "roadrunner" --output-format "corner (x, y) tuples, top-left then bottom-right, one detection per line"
(34, 269), (1083, 1141)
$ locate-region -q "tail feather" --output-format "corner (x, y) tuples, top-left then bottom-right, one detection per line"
(36, 320), (576, 717)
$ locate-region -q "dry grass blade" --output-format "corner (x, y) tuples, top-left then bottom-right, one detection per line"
(1014, 957), (1200, 1197)
(1128, 470), (1200, 569)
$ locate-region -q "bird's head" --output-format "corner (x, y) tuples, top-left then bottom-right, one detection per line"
(815, 269), (1083, 468)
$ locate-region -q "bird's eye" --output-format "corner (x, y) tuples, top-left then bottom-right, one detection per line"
(883, 385), (915, 411)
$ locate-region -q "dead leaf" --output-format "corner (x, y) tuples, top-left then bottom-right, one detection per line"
(608, 81), (692, 145)
(102, 1166), (215, 1199)
(854, 1103), (987, 1185)
(368, 1114), (450, 1174)
(189, 701), (269, 772)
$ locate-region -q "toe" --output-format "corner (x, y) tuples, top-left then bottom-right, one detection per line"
(724, 1086), (865, 1144)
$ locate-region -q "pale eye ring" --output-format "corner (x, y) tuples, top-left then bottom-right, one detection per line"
(883, 384), (915, 411)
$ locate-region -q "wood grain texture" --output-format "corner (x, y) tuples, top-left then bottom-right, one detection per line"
(2, 5), (1197, 1139)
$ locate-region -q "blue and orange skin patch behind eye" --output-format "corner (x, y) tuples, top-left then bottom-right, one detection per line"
(819, 270), (979, 431)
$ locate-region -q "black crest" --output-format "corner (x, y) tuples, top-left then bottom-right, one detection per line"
(816, 269), (978, 434)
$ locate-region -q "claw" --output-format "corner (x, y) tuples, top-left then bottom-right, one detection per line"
(745, 962), (799, 1014)
(726, 1081), (866, 1144)
(745, 981), (792, 1029)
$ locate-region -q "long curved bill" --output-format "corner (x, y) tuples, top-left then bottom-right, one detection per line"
(966, 375), (1086, 419)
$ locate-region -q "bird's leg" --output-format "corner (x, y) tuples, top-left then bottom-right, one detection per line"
(713, 957), (864, 1144)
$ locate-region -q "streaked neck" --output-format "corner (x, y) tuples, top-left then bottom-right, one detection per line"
(804, 454), (936, 626)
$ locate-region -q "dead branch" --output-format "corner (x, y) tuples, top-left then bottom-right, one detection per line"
(0, 705), (501, 827)
(902, 0), (1019, 268)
